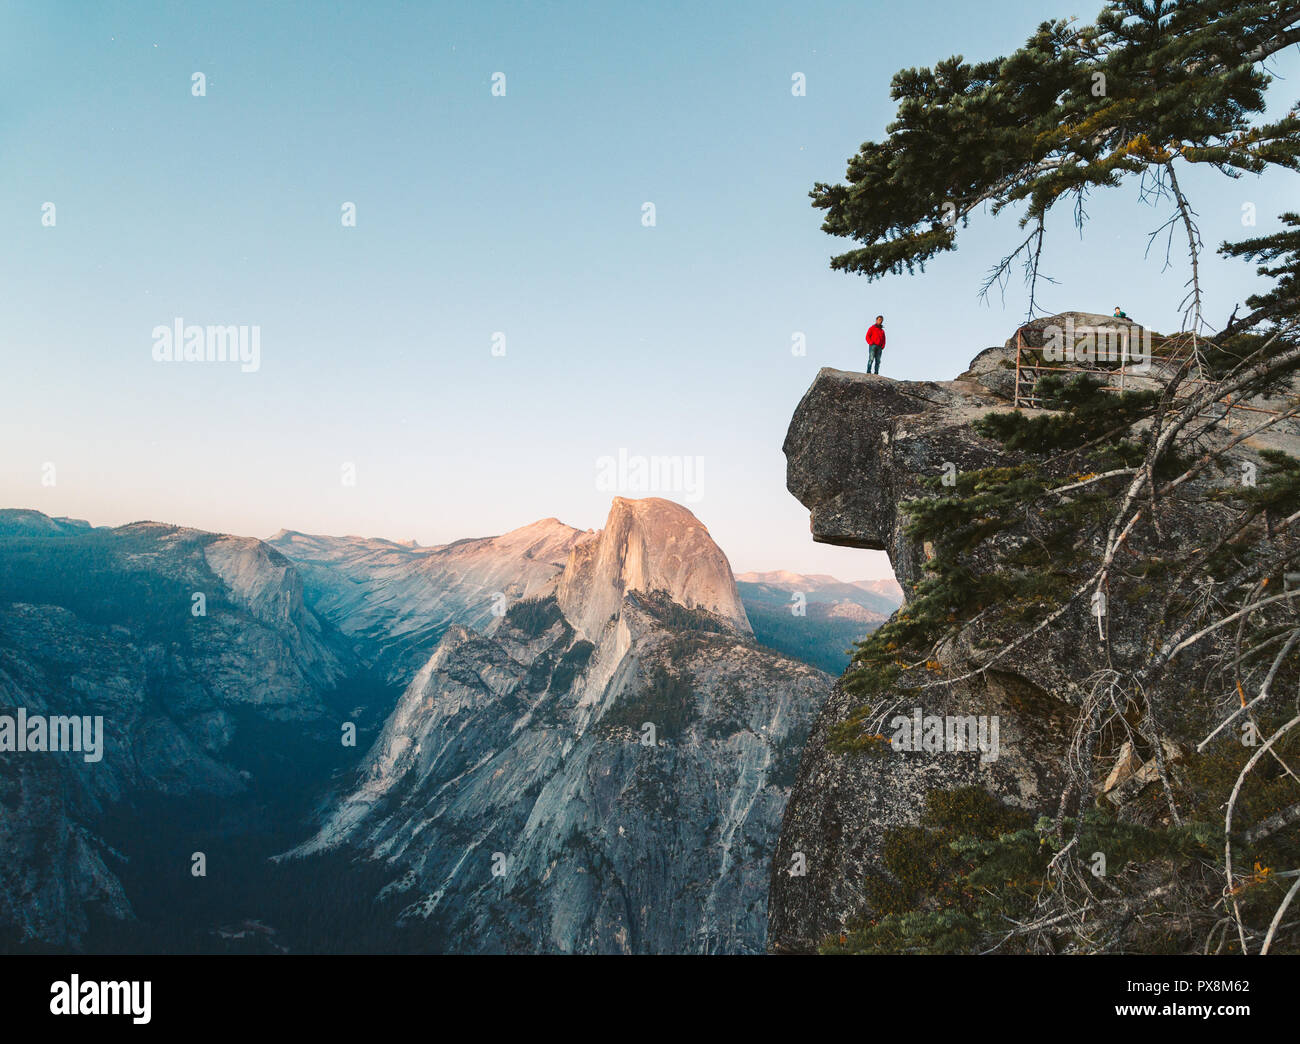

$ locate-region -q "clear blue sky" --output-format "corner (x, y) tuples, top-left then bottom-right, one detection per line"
(3, 1), (1297, 579)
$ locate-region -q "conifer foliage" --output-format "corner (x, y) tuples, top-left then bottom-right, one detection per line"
(812, 1), (1300, 324)
(816, 1), (1300, 954)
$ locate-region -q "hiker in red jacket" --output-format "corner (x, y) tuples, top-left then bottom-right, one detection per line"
(866, 316), (886, 374)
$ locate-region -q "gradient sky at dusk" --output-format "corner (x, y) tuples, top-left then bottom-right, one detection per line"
(4, 1), (1298, 578)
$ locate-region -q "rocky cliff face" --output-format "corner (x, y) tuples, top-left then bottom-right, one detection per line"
(769, 368), (1069, 950)
(556, 497), (751, 639)
(269, 518), (587, 684)
(287, 497), (826, 953)
(0, 514), (349, 947)
(768, 321), (1300, 953)
(0, 499), (844, 953)
(781, 367), (1012, 586)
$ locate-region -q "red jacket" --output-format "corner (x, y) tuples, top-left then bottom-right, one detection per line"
(866, 324), (886, 348)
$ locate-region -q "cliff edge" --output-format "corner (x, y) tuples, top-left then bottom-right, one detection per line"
(769, 316), (1300, 953)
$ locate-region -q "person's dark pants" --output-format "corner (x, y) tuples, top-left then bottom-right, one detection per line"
(867, 345), (882, 374)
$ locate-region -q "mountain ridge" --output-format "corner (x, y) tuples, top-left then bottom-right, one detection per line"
(280, 496), (828, 952)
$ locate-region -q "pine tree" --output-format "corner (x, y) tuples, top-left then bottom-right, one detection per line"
(812, 1), (1300, 327)
(1220, 212), (1300, 334)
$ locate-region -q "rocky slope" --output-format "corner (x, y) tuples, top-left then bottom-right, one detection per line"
(768, 364), (1063, 951)
(735, 571), (900, 673)
(0, 510), (93, 538)
(0, 513), (350, 947)
(556, 497), (751, 638)
(286, 497), (829, 953)
(268, 519), (587, 684)
(768, 314), (1300, 952)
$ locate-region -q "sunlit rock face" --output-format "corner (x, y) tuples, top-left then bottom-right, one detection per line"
(288, 498), (828, 954)
(0, 499), (851, 953)
(557, 497), (751, 641)
(269, 519), (587, 685)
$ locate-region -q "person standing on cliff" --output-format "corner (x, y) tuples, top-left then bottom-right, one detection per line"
(866, 315), (886, 374)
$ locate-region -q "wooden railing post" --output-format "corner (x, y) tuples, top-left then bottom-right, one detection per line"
(1014, 328), (1023, 408)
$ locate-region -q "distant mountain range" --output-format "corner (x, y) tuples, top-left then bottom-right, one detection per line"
(0, 511), (353, 948)
(0, 502), (895, 953)
(266, 520), (588, 685)
(734, 570), (902, 673)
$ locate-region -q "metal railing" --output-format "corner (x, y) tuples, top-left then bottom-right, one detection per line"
(1012, 326), (1284, 419)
